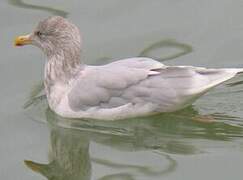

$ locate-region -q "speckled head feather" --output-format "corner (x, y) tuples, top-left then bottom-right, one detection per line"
(32, 16), (82, 57)
(30, 16), (83, 91)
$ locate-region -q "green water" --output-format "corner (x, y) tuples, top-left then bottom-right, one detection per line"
(1, 1), (243, 179)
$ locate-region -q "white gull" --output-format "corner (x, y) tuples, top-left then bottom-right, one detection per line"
(15, 16), (243, 120)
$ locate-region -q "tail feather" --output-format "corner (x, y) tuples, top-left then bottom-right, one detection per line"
(236, 68), (243, 74)
(189, 68), (243, 95)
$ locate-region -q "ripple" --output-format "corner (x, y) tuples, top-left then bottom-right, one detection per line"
(8, 0), (68, 17)
(139, 39), (193, 61)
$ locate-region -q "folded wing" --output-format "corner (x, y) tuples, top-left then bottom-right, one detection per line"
(67, 58), (243, 115)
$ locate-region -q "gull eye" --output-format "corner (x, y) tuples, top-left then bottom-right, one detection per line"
(35, 31), (43, 38)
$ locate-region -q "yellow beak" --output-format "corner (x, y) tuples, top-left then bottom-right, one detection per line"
(15, 34), (32, 46)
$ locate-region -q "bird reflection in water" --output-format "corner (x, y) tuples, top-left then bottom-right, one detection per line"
(24, 108), (183, 180)
(25, 116), (91, 180)
(24, 103), (243, 180)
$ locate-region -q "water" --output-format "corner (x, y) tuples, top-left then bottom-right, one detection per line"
(1, 0), (243, 179)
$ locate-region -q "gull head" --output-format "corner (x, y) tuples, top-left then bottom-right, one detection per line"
(15, 16), (82, 58)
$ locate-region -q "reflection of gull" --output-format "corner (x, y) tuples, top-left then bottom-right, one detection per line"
(25, 126), (91, 180)
(8, 0), (68, 17)
(15, 16), (243, 120)
(24, 107), (243, 179)
(24, 111), (179, 180)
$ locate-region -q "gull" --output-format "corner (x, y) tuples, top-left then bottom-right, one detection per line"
(15, 16), (243, 120)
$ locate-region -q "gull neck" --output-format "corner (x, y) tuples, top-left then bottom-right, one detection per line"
(44, 47), (82, 87)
